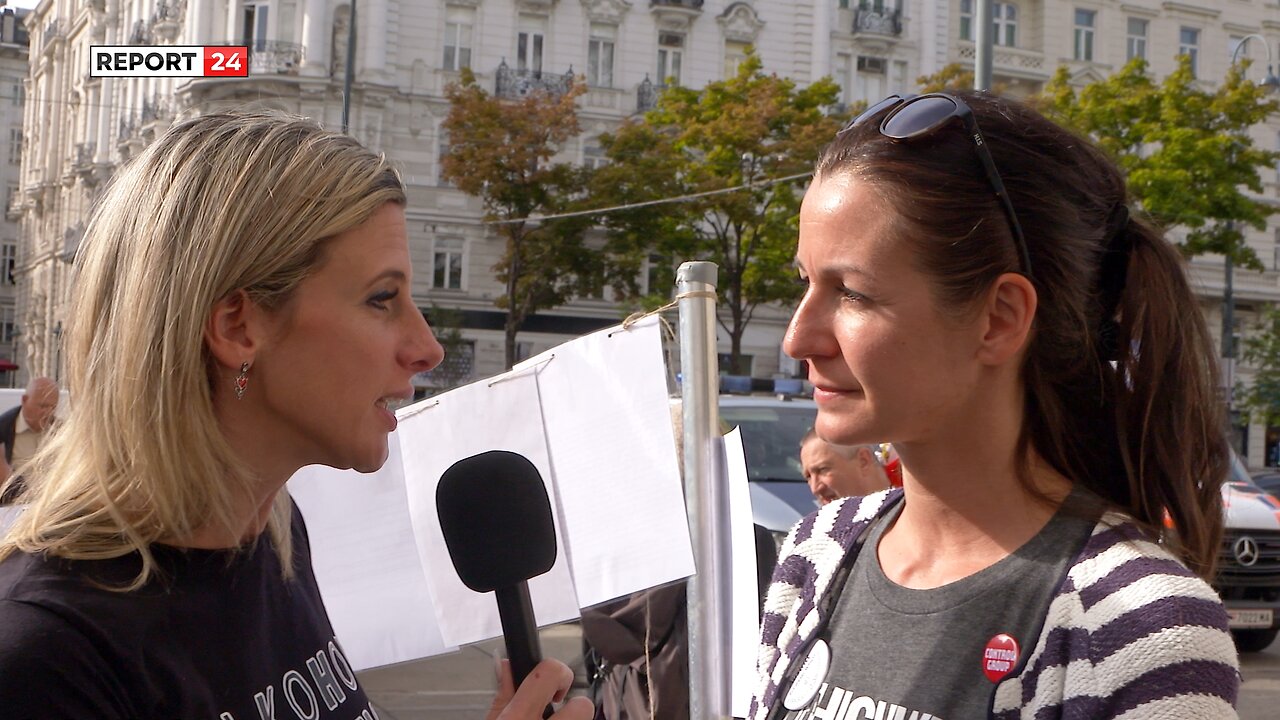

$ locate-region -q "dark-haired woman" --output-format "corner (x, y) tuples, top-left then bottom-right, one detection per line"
(750, 92), (1238, 719)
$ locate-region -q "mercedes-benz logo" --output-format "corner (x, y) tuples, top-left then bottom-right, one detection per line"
(1234, 536), (1261, 567)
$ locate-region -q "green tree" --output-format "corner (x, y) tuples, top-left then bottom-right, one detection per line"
(442, 69), (598, 368)
(421, 305), (472, 395)
(1040, 56), (1280, 268)
(1237, 305), (1280, 426)
(916, 63), (1009, 95)
(593, 54), (844, 372)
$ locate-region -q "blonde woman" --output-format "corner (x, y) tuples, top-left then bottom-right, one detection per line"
(0, 113), (591, 720)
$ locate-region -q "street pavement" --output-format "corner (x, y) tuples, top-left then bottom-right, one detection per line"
(357, 624), (588, 720)
(359, 625), (1280, 719)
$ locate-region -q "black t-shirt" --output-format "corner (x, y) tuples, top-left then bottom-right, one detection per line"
(0, 502), (378, 719)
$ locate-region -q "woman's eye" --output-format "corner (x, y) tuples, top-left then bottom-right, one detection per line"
(840, 286), (866, 303)
(368, 289), (399, 309)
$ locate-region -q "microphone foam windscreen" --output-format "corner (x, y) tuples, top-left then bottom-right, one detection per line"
(436, 450), (558, 593)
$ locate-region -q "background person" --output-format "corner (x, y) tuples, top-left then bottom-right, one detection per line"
(799, 428), (888, 504)
(751, 91), (1238, 719)
(0, 113), (590, 720)
(0, 376), (59, 504)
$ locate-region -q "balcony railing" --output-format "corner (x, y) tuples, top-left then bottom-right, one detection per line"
(956, 44), (1046, 74)
(237, 40), (304, 75)
(853, 9), (902, 36)
(494, 61), (574, 99)
(41, 18), (63, 51)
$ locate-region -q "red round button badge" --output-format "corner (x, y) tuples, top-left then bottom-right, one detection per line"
(982, 634), (1020, 683)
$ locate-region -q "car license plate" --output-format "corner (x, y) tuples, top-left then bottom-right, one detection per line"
(1228, 609), (1273, 629)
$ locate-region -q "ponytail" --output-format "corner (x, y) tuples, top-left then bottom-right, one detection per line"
(1105, 215), (1227, 577)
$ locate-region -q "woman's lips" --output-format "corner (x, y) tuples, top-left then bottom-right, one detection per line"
(812, 385), (860, 403)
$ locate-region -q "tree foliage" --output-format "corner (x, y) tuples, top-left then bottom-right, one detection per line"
(1040, 56), (1280, 269)
(442, 69), (598, 368)
(916, 63), (1008, 95)
(1237, 305), (1280, 426)
(592, 54), (844, 371)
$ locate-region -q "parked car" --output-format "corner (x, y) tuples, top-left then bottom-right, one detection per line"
(719, 394), (819, 544)
(1250, 470), (1280, 500)
(1218, 455), (1280, 652)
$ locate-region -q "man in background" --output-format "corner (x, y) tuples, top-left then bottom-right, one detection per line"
(800, 428), (889, 504)
(0, 376), (59, 504)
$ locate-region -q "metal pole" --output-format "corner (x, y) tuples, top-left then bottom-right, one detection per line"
(974, 0), (994, 91)
(676, 261), (731, 720)
(341, 0), (358, 134)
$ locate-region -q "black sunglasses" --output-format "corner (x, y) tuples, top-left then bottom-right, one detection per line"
(840, 93), (1033, 278)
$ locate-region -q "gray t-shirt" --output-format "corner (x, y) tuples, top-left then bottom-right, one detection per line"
(782, 488), (1099, 720)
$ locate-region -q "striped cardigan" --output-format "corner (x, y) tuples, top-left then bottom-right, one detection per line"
(748, 489), (1240, 720)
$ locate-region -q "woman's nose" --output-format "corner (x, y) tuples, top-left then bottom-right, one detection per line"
(403, 310), (445, 375)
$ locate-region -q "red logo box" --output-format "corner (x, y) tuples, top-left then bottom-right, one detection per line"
(203, 46), (249, 77)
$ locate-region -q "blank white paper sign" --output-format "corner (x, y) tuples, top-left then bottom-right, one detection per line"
(287, 433), (455, 671)
(515, 317), (693, 607)
(396, 371), (581, 648)
(724, 428), (761, 718)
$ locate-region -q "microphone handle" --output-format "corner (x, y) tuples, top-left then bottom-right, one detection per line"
(495, 582), (554, 719)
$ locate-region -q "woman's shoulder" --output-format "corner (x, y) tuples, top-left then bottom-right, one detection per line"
(0, 597), (127, 718)
(1051, 514), (1236, 679)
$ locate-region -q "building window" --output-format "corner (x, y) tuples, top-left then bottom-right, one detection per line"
(588, 24), (615, 87)
(892, 60), (909, 94)
(443, 7), (474, 71)
(432, 237), (465, 290)
(1127, 17), (1148, 61)
(0, 306), (13, 344)
(1180, 26), (1200, 76)
(658, 32), (684, 86)
(7, 129), (18, 166)
(724, 40), (749, 78)
(0, 242), (13, 286)
(517, 15), (546, 74)
(993, 3), (1017, 47)
(960, 0), (1016, 45)
(583, 140), (607, 170)
(241, 1), (269, 50)
(1074, 9), (1096, 61)
(1229, 35), (1249, 64)
(856, 56), (887, 103)
(9, 81), (19, 107)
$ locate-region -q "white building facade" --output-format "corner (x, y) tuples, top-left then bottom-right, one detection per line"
(0, 7), (26, 389)
(15, 0), (1280, 465)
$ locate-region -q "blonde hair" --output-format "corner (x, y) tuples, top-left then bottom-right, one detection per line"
(0, 112), (405, 588)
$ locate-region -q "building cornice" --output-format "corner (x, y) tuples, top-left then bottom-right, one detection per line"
(1120, 4), (1159, 19)
(1160, 2), (1220, 20)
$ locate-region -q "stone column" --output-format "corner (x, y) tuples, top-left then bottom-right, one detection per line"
(361, 0), (388, 82)
(299, 0), (330, 77)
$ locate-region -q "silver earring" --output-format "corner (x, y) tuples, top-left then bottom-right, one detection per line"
(234, 362), (250, 400)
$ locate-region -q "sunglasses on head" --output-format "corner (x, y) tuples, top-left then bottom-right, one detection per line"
(839, 92), (1033, 279)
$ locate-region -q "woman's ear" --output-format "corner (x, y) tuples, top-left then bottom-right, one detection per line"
(203, 289), (264, 371)
(976, 273), (1037, 366)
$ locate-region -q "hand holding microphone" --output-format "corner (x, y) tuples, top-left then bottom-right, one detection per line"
(437, 451), (592, 720)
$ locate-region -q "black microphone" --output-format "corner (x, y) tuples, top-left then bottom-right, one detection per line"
(437, 450), (558, 717)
